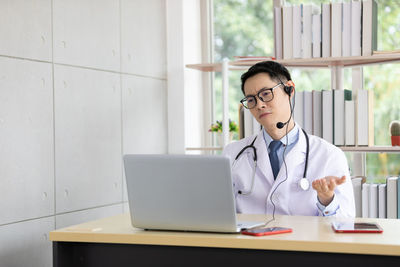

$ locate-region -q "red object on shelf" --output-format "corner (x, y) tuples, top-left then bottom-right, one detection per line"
(391, 136), (400, 146)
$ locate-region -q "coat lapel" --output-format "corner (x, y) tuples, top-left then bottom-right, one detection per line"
(253, 130), (275, 185)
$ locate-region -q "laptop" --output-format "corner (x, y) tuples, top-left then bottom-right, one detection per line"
(123, 154), (264, 233)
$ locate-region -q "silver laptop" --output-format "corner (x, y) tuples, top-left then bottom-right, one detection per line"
(123, 154), (264, 233)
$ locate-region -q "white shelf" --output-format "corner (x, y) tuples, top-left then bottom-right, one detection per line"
(185, 146), (400, 153)
(186, 147), (223, 151)
(186, 146), (400, 153)
(339, 146), (400, 153)
(186, 53), (400, 72)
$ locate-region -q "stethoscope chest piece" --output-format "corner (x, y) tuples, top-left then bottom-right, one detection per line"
(299, 177), (310, 191)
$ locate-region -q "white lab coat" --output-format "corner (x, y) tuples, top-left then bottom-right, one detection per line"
(223, 129), (355, 217)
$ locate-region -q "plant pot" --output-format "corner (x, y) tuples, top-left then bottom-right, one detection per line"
(216, 132), (234, 146)
(391, 136), (400, 146)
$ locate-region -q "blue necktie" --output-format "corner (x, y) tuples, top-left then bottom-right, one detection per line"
(269, 140), (282, 180)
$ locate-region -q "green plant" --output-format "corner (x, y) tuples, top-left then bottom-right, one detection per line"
(390, 120), (400, 136)
(209, 120), (238, 133)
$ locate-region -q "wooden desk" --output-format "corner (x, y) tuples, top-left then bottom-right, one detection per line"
(50, 213), (400, 267)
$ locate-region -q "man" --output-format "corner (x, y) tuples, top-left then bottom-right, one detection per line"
(223, 61), (355, 217)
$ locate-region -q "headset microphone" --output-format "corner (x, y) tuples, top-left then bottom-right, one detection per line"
(276, 121), (286, 129)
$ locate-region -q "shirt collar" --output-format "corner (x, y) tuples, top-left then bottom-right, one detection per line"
(263, 123), (300, 148)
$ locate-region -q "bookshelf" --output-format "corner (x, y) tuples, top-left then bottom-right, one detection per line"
(185, 1), (399, 159)
(186, 54), (400, 153)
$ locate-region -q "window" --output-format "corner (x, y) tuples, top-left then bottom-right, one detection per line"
(213, 0), (273, 133)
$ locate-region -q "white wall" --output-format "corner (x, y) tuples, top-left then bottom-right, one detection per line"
(0, 0), (167, 266)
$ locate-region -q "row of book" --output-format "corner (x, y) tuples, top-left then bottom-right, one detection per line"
(352, 176), (400, 218)
(274, 0), (378, 60)
(293, 89), (374, 146)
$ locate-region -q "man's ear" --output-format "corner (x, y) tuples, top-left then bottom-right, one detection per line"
(287, 80), (295, 88)
(289, 86), (295, 100)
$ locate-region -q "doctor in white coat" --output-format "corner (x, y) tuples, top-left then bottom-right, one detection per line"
(223, 61), (355, 217)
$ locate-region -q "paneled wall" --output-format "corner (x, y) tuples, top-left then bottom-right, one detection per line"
(0, 1), (167, 266)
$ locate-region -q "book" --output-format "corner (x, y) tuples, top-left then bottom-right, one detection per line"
(322, 90), (333, 143)
(312, 13), (322, 58)
(362, 0), (378, 56)
(387, 176), (398, 219)
(274, 7), (283, 60)
(362, 183), (370, 218)
(378, 184), (387, 218)
(283, 5), (293, 59)
(345, 100), (355, 146)
(321, 3), (331, 58)
(293, 4), (302, 58)
(303, 91), (313, 134)
(333, 89), (352, 146)
(342, 1), (351, 57)
(356, 89), (374, 146)
(351, 176), (365, 217)
(369, 184), (378, 218)
(312, 90), (322, 137)
(294, 91), (304, 128)
(302, 5), (313, 59)
(331, 2), (342, 57)
(351, 0), (362, 56)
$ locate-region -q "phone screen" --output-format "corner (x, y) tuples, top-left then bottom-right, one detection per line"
(355, 223), (381, 230)
(241, 227), (292, 236)
(332, 222), (383, 233)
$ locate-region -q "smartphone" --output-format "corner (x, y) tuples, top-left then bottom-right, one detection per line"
(241, 227), (292, 236)
(331, 222), (383, 233)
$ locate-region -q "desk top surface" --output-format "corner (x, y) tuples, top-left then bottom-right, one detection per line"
(49, 213), (400, 256)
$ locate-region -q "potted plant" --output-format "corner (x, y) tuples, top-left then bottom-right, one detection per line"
(390, 120), (400, 146)
(209, 120), (238, 145)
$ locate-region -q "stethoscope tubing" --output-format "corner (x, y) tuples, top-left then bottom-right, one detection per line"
(232, 128), (310, 195)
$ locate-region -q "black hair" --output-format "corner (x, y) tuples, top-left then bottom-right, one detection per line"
(240, 61), (292, 95)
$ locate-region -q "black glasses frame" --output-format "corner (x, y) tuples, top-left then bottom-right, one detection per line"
(240, 83), (283, 109)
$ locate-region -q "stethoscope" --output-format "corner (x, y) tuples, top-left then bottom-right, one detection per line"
(232, 128), (310, 195)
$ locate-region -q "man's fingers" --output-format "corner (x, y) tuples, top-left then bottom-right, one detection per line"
(320, 179), (329, 192)
(312, 180), (320, 191)
(313, 176), (346, 193)
(312, 180), (317, 190)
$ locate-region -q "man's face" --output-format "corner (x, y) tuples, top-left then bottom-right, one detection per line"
(243, 73), (293, 131)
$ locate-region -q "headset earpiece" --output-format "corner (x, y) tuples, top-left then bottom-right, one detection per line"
(284, 85), (293, 96)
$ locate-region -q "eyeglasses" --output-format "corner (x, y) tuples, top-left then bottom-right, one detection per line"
(240, 83), (283, 109)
